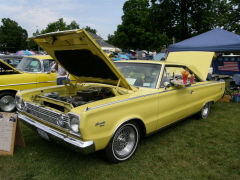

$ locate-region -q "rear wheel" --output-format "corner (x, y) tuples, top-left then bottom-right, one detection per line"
(105, 121), (140, 164)
(197, 102), (211, 119)
(0, 92), (16, 112)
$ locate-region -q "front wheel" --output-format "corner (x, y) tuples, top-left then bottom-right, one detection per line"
(105, 121), (140, 164)
(197, 102), (211, 119)
(0, 92), (16, 112)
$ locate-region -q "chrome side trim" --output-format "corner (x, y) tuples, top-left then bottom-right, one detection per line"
(0, 81), (56, 87)
(18, 113), (95, 154)
(87, 81), (223, 111)
(88, 92), (159, 111)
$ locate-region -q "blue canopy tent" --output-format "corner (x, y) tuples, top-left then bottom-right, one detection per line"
(168, 28), (240, 53)
(168, 28), (240, 75)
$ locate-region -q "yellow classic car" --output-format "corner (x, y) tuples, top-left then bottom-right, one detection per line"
(0, 55), (24, 68)
(15, 29), (225, 164)
(0, 55), (57, 112)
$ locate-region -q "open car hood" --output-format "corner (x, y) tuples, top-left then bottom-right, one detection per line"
(29, 29), (134, 91)
(166, 51), (215, 80)
(0, 59), (22, 73)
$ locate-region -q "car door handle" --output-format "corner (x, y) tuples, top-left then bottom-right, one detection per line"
(188, 90), (194, 94)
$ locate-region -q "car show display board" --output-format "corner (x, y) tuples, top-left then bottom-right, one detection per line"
(0, 112), (25, 155)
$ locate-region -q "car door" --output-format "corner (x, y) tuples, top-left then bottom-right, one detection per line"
(0, 60), (38, 91)
(156, 66), (204, 129)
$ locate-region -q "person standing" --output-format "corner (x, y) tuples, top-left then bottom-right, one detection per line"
(153, 50), (157, 58)
(51, 62), (69, 85)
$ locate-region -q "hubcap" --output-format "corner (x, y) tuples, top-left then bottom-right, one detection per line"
(0, 95), (15, 112)
(202, 104), (209, 117)
(113, 124), (137, 159)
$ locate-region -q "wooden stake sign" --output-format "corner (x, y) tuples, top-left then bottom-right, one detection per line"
(0, 112), (25, 155)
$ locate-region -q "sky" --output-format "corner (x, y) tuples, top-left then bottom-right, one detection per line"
(0, 0), (127, 40)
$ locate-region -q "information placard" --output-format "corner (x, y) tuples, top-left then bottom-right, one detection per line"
(0, 112), (25, 155)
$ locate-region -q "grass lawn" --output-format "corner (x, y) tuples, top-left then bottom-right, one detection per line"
(0, 101), (239, 180)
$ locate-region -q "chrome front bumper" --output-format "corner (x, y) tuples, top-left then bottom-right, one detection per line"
(18, 113), (95, 154)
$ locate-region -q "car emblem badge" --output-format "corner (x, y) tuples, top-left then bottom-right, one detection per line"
(95, 121), (105, 127)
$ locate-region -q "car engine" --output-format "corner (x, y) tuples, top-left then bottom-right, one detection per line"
(43, 86), (115, 108)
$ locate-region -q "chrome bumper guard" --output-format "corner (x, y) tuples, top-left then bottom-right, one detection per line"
(18, 113), (95, 154)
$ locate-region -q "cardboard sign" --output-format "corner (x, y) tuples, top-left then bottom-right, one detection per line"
(0, 112), (25, 155)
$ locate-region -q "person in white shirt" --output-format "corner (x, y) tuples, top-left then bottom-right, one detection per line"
(51, 62), (69, 85)
(153, 50), (157, 58)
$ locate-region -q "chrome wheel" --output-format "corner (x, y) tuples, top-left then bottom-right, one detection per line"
(202, 104), (209, 117)
(105, 121), (140, 163)
(0, 93), (16, 112)
(198, 102), (210, 119)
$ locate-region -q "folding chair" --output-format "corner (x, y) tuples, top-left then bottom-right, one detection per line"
(225, 75), (240, 95)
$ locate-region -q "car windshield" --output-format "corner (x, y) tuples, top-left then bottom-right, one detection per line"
(114, 62), (161, 88)
(16, 57), (41, 72)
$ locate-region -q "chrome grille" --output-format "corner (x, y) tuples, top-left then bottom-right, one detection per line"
(25, 102), (69, 128)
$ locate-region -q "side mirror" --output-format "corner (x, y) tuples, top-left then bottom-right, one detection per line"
(163, 82), (171, 89)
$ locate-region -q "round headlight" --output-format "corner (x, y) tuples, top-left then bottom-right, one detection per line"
(70, 116), (79, 133)
(15, 96), (25, 111)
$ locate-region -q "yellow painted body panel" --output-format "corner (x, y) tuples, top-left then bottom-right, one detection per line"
(0, 73), (57, 91)
(0, 55), (57, 93)
(167, 51), (215, 80)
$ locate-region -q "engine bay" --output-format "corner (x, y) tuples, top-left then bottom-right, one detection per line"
(41, 86), (117, 110)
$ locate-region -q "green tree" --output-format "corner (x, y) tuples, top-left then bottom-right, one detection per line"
(111, 0), (240, 48)
(0, 18), (28, 52)
(214, 0), (240, 34)
(67, 20), (80, 30)
(27, 29), (40, 51)
(150, 0), (240, 42)
(112, 0), (171, 51)
(106, 34), (116, 45)
(84, 26), (97, 34)
(41, 18), (80, 34)
(150, 0), (216, 42)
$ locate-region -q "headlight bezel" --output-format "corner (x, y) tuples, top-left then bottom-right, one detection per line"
(68, 113), (81, 136)
(15, 95), (26, 111)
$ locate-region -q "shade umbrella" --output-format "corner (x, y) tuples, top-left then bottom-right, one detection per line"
(15, 50), (36, 56)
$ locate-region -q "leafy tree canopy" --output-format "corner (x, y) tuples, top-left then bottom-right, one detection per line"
(111, 0), (240, 50)
(40, 18), (97, 35)
(110, 0), (171, 51)
(41, 18), (80, 34)
(84, 26), (97, 34)
(0, 18), (28, 52)
(150, 0), (240, 41)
